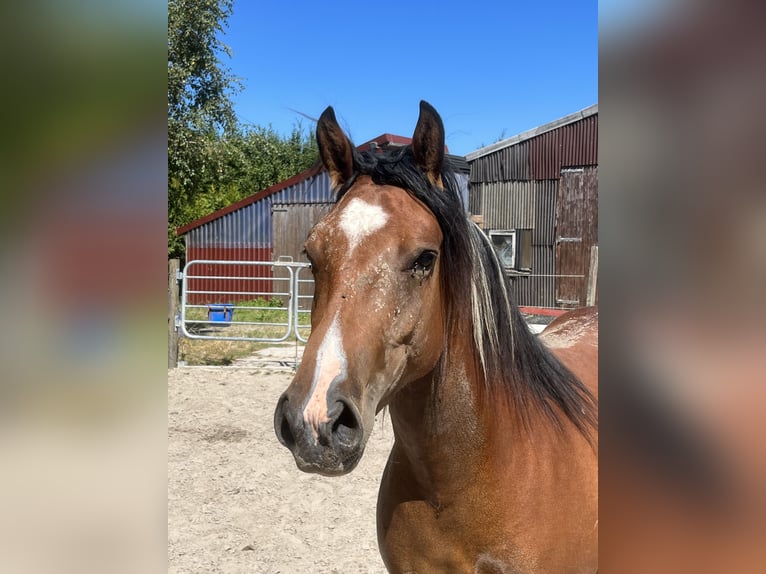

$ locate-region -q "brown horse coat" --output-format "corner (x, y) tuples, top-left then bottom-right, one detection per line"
(275, 102), (598, 573)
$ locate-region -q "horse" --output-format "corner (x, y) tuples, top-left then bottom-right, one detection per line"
(274, 101), (598, 573)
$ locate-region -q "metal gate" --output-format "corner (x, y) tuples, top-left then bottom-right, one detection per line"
(180, 260), (314, 343)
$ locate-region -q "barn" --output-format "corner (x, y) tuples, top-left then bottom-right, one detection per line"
(466, 104), (598, 309)
(175, 134), (469, 304)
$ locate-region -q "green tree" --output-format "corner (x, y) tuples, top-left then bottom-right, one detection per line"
(168, 0), (239, 257)
(226, 122), (318, 194)
(173, 123), (318, 246)
(167, 0), (319, 259)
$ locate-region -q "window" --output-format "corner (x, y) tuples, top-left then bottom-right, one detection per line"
(489, 229), (532, 272)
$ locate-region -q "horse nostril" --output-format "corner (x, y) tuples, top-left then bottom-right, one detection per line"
(332, 404), (359, 432)
(331, 400), (362, 447)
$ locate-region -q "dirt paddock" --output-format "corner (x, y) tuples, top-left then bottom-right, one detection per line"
(168, 359), (394, 573)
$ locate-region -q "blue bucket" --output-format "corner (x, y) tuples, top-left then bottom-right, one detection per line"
(207, 304), (234, 322)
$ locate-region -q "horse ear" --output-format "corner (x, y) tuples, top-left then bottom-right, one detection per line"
(317, 106), (354, 190)
(412, 100), (445, 188)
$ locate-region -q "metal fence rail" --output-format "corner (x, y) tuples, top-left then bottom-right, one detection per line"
(180, 260), (313, 343)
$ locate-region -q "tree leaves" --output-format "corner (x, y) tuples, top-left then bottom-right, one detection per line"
(167, 1), (317, 259)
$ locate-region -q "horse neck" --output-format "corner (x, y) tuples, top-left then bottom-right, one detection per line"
(387, 353), (589, 510)
(387, 340), (526, 494)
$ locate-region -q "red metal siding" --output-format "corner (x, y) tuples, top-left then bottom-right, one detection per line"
(186, 246), (273, 304)
(560, 114), (598, 169)
(529, 115), (598, 180)
(529, 129), (559, 180)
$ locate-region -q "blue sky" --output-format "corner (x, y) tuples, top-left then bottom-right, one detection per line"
(222, 0), (597, 156)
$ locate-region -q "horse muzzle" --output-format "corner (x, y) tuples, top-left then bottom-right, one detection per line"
(274, 393), (365, 476)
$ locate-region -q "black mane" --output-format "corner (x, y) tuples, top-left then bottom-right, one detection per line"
(339, 145), (597, 438)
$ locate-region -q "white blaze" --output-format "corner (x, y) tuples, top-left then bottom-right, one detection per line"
(339, 198), (389, 252)
(303, 313), (347, 441)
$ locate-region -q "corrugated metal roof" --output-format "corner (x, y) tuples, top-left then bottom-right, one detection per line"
(465, 104), (598, 161)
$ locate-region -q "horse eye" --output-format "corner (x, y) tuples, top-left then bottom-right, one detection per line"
(412, 250), (437, 273)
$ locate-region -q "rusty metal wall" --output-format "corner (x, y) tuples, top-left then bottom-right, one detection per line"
(560, 113), (598, 169)
(467, 110), (597, 308)
(555, 166), (598, 306)
(475, 181), (536, 230)
(532, 180), (558, 246)
(469, 141), (529, 183)
(470, 179), (559, 307)
(529, 114), (598, 180)
(507, 246), (556, 308)
(469, 183), (482, 215)
(556, 167), (599, 244)
(471, 180), (558, 238)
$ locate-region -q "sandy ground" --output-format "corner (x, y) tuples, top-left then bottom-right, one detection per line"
(168, 348), (395, 574)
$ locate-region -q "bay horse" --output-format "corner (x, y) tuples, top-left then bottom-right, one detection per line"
(274, 101), (598, 573)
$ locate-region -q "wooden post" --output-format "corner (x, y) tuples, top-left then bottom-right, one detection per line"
(168, 258), (181, 368)
(586, 246), (598, 307)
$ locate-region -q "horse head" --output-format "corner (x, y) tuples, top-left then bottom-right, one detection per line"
(274, 102), (451, 475)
